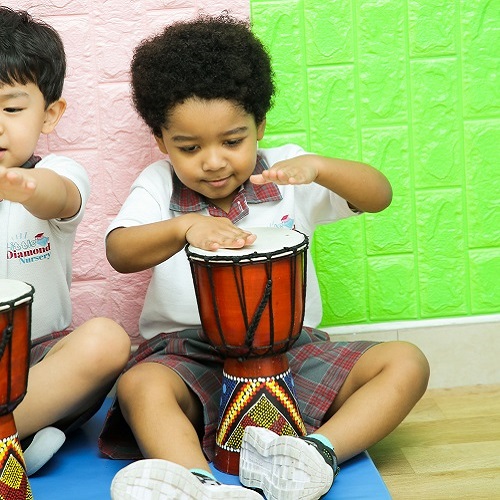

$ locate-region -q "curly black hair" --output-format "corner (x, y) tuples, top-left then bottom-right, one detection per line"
(131, 13), (275, 136)
(0, 7), (66, 107)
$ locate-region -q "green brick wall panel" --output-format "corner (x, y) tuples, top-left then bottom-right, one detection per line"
(251, 3), (306, 135)
(464, 121), (500, 248)
(362, 127), (413, 255)
(469, 249), (500, 314)
(308, 67), (358, 158)
(364, 197), (414, 256)
(410, 59), (462, 188)
(367, 255), (418, 321)
(362, 127), (411, 192)
(461, 0), (500, 118)
(356, 0), (408, 125)
(260, 132), (309, 151)
(416, 189), (468, 317)
(315, 221), (367, 325)
(408, 0), (457, 57)
(250, 1), (500, 327)
(303, 0), (353, 65)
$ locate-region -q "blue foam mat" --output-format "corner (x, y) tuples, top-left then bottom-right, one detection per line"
(29, 400), (391, 499)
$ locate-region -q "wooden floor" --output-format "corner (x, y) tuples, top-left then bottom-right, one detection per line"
(368, 384), (500, 499)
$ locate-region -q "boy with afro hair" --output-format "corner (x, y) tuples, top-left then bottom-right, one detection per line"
(101, 13), (429, 500)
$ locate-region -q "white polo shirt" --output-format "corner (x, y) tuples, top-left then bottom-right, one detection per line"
(107, 144), (356, 339)
(1, 155), (90, 339)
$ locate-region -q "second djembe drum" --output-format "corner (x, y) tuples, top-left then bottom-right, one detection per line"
(0, 279), (34, 499)
(186, 227), (308, 475)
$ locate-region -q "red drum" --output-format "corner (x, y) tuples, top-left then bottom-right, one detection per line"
(186, 227), (308, 474)
(0, 279), (34, 499)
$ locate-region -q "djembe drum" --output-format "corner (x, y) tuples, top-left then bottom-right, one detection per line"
(0, 280), (34, 499)
(186, 227), (309, 475)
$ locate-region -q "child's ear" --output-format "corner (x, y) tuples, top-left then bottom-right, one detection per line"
(257, 118), (266, 141)
(154, 134), (169, 154)
(41, 98), (67, 134)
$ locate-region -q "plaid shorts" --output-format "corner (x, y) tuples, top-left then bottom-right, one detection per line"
(30, 330), (72, 365)
(30, 330), (110, 434)
(98, 327), (378, 461)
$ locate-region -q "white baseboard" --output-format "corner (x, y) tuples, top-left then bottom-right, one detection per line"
(323, 315), (500, 389)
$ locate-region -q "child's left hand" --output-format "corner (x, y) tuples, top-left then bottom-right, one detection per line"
(0, 167), (37, 203)
(250, 155), (318, 185)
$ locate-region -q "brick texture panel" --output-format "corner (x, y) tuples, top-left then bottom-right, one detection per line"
(6, 1), (249, 343)
(5, 1), (498, 337)
(251, 0), (500, 327)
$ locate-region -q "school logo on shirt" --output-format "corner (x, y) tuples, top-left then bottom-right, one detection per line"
(274, 215), (295, 229)
(6, 232), (51, 263)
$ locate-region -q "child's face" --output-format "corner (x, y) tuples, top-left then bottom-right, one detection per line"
(0, 82), (55, 168)
(155, 98), (266, 212)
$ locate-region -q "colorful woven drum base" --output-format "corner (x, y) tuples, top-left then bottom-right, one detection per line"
(0, 415), (32, 500)
(214, 356), (306, 474)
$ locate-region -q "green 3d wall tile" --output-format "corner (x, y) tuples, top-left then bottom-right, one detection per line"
(251, 0), (499, 327)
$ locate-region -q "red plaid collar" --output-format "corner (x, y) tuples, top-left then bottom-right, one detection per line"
(169, 156), (282, 223)
(21, 155), (42, 169)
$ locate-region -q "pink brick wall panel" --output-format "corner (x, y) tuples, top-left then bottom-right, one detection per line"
(53, 82), (99, 151)
(143, 9), (200, 35)
(201, 0), (249, 17)
(70, 279), (115, 329)
(97, 83), (152, 215)
(71, 214), (109, 281)
(144, 0), (197, 9)
(12, 1), (91, 17)
(105, 272), (152, 336)
(3, 1), (248, 343)
(93, 8), (144, 82)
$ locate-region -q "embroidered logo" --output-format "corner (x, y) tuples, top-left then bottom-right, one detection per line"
(7, 232), (51, 263)
(274, 215), (295, 229)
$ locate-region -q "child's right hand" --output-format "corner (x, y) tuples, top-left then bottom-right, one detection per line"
(0, 166), (37, 203)
(186, 216), (256, 251)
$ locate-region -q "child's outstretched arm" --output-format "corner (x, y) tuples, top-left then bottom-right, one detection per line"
(0, 166), (82, 220)
(250, 154), (392, 213)
(106, 214), (256, 274)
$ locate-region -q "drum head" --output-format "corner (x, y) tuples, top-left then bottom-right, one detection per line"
(187, 227), (307, 261)
(0, 280), (34, 311)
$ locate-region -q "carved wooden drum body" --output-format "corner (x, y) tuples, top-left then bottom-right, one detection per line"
(186, 227), (308, 474)
(0, 279), (34, 499)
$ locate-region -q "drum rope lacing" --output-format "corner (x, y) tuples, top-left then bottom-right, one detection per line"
(203, 259), (276, 360)
(0, 289), (33, 414)
(0, 317), (14, 360)
(188, 245), (308, 360)
(0, 289), (33, 358)
(230, 261), (274, 360)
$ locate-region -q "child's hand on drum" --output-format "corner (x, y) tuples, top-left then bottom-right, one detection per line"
(0, 166), (37, 203)
(186, 216), (257, 251)
(250, 155), (318, 186)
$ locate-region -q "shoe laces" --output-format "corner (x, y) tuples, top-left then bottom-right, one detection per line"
(301, 436), (340, 478)
(192, 472), (222, 487)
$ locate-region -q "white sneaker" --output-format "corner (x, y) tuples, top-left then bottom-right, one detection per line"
(239, 427), (335, 500)
(22, 426), (66, 476)
(110, 459), (262, 499)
